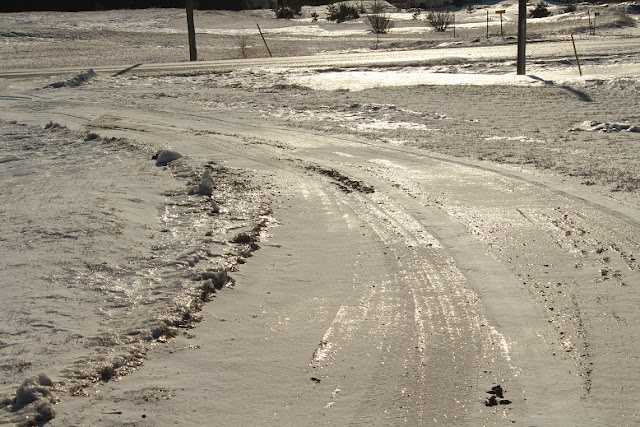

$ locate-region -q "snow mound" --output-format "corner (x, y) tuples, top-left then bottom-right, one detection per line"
(13, 374), (54, 411)
(198, 177), (214, 196)
(188, 169), (216, 196)
(48, 69), (96, 88)
(0, 374), (56, 426)
(572, 120), (640, 133)
(198, 269), (229, 291)
(155, 150), (182, 166)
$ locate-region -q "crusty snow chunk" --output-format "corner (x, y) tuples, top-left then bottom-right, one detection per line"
(155, 150), (182, 166)
(198, 170), (215, 196)
(11, 374), (54, 411)
(188, 169), (216, 196)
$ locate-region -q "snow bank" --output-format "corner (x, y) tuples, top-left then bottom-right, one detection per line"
(48, 69), (96, 88)
(290, 69), (541, 91)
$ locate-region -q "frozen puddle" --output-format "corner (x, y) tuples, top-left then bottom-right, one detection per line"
(290, 69), (543, 91)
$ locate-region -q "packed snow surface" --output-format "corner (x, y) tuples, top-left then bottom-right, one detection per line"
(1, 4), (640, 425)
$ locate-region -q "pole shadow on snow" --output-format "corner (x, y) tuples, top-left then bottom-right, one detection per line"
(112, 63), (143, 77)
(529, 75), (593, 102)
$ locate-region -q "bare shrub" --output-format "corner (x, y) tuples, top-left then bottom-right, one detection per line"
(370, 0), (385, 13)
(609, 10), (637, 28)
(426, 10), (454, 32)
(367, 13), (394, 34)
(237, 32), (250, 58)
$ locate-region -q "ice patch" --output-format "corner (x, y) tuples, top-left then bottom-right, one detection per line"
(290, 70), (543, 91)
(333, 151), (354, 158)
(368, 158), (407, 170)
(484, 135), (545, 143)
(357, 120), (440, 131)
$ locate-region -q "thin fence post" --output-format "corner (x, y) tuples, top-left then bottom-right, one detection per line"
(486, 10), (489, 39)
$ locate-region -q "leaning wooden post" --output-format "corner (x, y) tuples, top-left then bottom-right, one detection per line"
(256, 23), (273, 58)
(186, 0), (197, 61)
(571, 33), (582, 76)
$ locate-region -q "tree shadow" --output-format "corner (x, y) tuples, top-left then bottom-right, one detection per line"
(529, 75), (593, 102)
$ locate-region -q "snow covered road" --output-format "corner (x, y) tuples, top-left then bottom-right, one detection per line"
(2, 9), (640, 423)
(2, 64), (639, 424)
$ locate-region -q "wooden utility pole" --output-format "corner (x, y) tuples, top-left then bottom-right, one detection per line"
(571, 33), (582, 76)
(517, 0), (526, 74)
(186, 0), (197, 61)
(256, 23), (272, 57)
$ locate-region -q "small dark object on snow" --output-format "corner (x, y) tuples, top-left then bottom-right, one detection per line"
(311, 377), (321, 383)
(84, 132), (100, 141)
(232, 232), (254, 244)
(484, 395), (498, 406)
(499, 399), (512, 405)
(488, 385), (504, 398)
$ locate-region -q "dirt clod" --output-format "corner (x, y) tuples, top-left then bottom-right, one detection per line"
(488, 385), (504, 398)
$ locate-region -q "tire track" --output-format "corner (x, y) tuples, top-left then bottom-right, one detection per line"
(304, 187), (517, 425)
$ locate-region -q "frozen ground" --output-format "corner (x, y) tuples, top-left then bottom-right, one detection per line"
(1, 4), (640, 426)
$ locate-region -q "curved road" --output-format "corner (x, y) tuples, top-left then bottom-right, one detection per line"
(2, 47), (639, 425)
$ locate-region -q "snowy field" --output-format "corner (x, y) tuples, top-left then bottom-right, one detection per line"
(1, 2), (640, 425)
